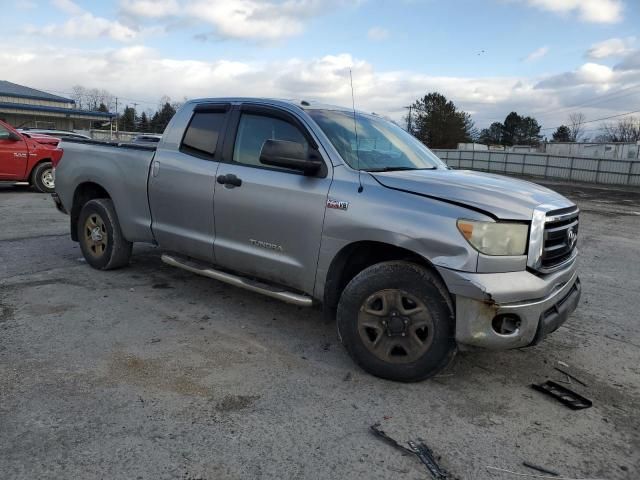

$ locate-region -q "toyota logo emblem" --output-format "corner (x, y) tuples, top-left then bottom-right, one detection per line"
(567, 227), (577, 249)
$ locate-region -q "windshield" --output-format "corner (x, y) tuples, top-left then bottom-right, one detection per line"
(308, 109), (446, 171)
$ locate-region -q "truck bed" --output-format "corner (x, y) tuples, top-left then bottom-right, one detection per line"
(55, 138), (157, 244)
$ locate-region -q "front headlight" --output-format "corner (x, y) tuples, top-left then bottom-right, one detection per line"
(457, 219), (528, 256)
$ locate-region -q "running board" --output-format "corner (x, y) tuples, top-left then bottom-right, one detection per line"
(161, 254), (313, 307)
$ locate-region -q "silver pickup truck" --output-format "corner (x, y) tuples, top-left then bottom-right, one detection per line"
(53, 98), (581, 382)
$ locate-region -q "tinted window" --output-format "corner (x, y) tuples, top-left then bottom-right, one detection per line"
(233, 114), (307, 168)
(0, 124), (10, 140)
(182, 112), (225, 157)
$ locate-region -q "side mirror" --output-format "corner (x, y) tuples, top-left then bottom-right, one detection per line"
(259, 139), (322, 175)
(8, 132), (22, 141)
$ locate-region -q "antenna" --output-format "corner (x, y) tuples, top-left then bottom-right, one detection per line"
(349, 69), (363, 193)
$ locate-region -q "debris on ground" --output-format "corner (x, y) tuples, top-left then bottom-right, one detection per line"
(486, 465), (606, 479)
(522, 461), (560, 476)
(554, 367), (588, 387)
(370, 423), (448, 479)
(531, 381), (592, 410)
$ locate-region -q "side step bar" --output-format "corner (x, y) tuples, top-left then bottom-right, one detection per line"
(161, 254), (313, 307)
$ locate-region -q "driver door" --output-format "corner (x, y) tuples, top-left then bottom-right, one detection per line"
(213, 105), (332, 294)
(0, 123), (27, 179)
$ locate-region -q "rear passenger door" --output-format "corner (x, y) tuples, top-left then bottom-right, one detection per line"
(148, 103), (229, 262)
(212, 104), (332, 294)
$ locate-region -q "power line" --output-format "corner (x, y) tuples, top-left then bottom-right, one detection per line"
(539, 108), (640, 131)
(532, 83), (640, 119)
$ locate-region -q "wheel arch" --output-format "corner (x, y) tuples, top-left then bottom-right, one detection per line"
(70, 182), (112, 241)
(28, 158), (52, 183)
(322, 240), (451, 312)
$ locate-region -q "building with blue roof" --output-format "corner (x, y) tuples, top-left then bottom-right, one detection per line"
(0, 80), (114, 130)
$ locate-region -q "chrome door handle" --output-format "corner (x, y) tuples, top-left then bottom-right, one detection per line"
(152, 161), (160, 177)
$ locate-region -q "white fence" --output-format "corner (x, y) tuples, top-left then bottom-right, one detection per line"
(433, 149), (640, 186)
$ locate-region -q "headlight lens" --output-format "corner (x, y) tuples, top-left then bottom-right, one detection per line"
(457, 219), (528, 256)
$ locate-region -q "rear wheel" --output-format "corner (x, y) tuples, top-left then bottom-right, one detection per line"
(337, 261), (456, 382)
(32, 162), (54, 193)
(78, 199), (132, 270)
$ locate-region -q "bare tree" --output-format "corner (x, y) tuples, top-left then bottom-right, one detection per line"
(99, 90), (115, 112)
(85, 88), (102, 111)
(600, 117), (640, 142)
(568, 112), (586, 142)
(71, 85), (86, 109)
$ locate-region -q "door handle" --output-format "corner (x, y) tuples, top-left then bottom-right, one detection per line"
(152, 161), (160, 177)
(217, 174), (242, 188)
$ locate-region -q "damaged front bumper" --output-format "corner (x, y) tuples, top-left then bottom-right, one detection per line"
(437, 260), (580, 349)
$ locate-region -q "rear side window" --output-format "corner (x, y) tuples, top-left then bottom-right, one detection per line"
(181, 112), (225, 158)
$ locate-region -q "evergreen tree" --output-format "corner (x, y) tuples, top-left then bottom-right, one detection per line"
(409, 92), (474, 149)
(154, 102), (177, 134)
(139, 111), (150, 132)
(118, 106), (137, 132)
(479, 122), (503, 145)
(552, 125), (571, 142)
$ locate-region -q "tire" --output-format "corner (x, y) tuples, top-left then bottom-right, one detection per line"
(32, 162), (55, 193)
(77, 199), (132, 270)
(337, 261), (456, 382)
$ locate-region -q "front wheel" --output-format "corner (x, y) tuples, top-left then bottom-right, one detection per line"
(32, 162), (55, 193)
(78, 199), (132, 270)
(337, 261), (456, 382)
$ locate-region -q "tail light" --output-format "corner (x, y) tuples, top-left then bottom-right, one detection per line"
(51, 148), (64, 168)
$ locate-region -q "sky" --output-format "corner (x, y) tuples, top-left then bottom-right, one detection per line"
(1, 0), (639, 138)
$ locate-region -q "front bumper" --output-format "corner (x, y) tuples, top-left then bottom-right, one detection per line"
(437, 260), (580, 349)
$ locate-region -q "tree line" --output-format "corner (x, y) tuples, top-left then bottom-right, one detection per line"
(70, 85), (183, 134)
(405, 92), (639, 148)
(70, 85), (639, 144)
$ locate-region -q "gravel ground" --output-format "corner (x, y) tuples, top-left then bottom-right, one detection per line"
(0, 180), (639, 480)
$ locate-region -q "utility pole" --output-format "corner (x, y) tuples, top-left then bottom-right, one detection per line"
(115, 97), (119, 137)
(404, 105), (413, 134)
(132, 103), (139, 131)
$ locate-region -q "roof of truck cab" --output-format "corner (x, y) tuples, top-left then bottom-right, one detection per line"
(184, 97), (357, 113)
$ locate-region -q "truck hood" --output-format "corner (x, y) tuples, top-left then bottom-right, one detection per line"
(371, 169), (574, 220)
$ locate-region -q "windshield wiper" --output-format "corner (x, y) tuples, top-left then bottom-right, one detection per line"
(365, 166), (437, 172)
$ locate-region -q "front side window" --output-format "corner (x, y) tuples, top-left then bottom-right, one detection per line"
(233, 113), (308, 169)
(308, 109), (446, 171)
(181, 112), (226, 157)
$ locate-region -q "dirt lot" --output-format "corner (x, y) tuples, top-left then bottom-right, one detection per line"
(1, 180), (639, 480)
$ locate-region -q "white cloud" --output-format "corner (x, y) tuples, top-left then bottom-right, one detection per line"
(524, 46), (549, 62)
(119, 0), (359, 41)
(587, 37), (635, 59)
(2, 44), (639, 131)
(119, 0), (180, 18)
(367, 27), (390, 41)
(520, 0), (623, 23)
(536, 62), (615, 88)
(51, 0), (83, 15)
(29, 13), (140, 42)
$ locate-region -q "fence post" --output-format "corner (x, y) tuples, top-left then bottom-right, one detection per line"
(569, 156), (575, 182)
(596, 158), (601, 184)
(627, 160), (633, 186)
(544, 155), (549, 179)
(522, 154), (526, 175)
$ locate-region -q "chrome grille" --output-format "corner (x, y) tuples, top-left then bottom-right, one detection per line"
(541, 207), (579, 270)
